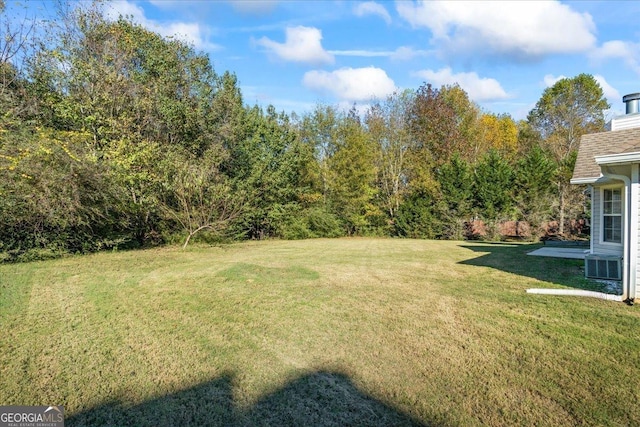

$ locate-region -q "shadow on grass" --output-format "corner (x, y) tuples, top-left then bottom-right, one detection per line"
(458, 243), (612, 292)
(66, 370), (427, 427)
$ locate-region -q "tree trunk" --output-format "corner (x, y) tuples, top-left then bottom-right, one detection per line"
(182, 225), (211, 249)
(559, 188), (565, 236)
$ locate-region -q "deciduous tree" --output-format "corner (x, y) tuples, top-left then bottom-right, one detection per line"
(366, 91), (413, 220)
(527, 74), (609, 235)
(160, 148), (242, 248)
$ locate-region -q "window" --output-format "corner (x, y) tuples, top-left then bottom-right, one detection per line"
(603, 188), (622, 244)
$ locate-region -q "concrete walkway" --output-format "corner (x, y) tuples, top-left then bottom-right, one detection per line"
(527, 247), (588, 259)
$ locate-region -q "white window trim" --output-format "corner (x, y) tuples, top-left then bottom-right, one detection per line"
(600, 185), (624, 247)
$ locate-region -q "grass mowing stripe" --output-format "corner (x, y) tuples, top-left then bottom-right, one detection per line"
(0, 263), (35, 322)
(1, 238), (639, 426)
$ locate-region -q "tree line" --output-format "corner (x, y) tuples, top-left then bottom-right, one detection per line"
(0, 2), (609, 261)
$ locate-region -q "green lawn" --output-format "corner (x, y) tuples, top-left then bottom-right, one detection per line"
(1, 238), (639, 426)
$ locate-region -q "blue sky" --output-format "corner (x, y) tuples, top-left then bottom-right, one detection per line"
(11, 1), (640, 120)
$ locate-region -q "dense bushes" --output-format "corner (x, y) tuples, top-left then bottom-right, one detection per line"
(0, 2), (605, 261)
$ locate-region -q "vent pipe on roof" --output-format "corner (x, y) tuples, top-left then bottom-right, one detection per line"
(623, 93), (640, 114)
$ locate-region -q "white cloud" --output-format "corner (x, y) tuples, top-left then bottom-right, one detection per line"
(256, 26), (334, 66)
(413, 67), (509, 102)
(396, 1), (596, 59)
(543, 74), (566, 88)
(303, 67), (397, 102)
(594, 75), (621, 102)
(354, 2), (392, 25)
(104, 1), (146, 22)
(591, 40), (640, 75)
(103, 1), (218, 51)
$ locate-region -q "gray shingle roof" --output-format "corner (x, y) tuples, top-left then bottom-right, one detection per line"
(572, 127), (640, 182)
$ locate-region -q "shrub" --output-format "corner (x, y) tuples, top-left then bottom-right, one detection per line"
(395, 190), (442, 239)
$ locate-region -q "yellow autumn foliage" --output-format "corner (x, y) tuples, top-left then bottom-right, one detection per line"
(477, 113), (518, 158)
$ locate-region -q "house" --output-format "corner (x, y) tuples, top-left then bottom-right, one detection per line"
(571, 93), (640, 304)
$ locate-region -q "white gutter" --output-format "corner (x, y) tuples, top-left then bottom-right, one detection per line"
(629, 164), (639, 301)
(600, 168), (633, 304)
(570, 177), (600, 185)
(595, 151), (640, 165)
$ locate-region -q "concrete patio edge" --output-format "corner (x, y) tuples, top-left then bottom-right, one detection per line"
(527, 247), (589, 259)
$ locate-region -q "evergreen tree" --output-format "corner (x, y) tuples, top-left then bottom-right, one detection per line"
(330, 110), (380, 235)
(395, 189), (442, 239)
(437, 154), (473, 239)
(473, 150), (514, 221)
(514, 145), (557, 237)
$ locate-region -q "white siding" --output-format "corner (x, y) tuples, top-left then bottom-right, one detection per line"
(591, 187), (600, 251)
(592, 185), (625, 257)
(610, 114), (640, 131)
(636, 182), (640, 298)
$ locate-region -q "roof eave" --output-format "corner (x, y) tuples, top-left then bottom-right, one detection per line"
(595, 151), (640, 166)
(570, 177), (600, 185)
